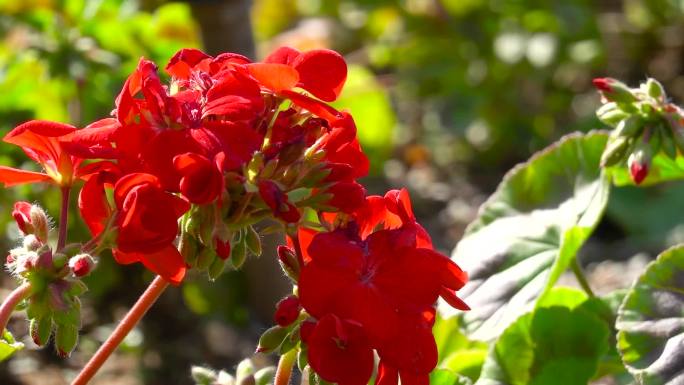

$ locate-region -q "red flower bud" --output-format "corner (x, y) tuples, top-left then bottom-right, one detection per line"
(277, 245), (300, 279)
(274, 295), (301, 327)
(258, 180), (301, 223)
(68, 254), (95, 277)
(215, 237), (231, 260)
(592, 77), (612, 93)
(12, 201), (32, 235)
(629, 158), (649, 185)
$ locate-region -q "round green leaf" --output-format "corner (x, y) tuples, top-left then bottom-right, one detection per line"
(443, 131), (611, 340)
(476, 305), (609, 385)
(616, 245), (684, 385)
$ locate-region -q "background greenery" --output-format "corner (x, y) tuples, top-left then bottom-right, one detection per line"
(0, 0), (683, 384)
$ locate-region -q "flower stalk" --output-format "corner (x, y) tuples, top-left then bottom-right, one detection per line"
(0, 282), (32, 334)
(274, 349), (297, 385)
(71, 275), (169, 385)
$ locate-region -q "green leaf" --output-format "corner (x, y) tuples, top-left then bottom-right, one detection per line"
(0, 329), (24, 362)
(608, 152), (684, 186)
(443, 131), (611, 340)
(616, 244), (684, 385)
(434, 315), (488, 380)
(476, 305), (610, 385)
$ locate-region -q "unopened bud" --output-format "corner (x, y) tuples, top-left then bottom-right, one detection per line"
(55, 323), (78, 358)
(256, 325), (288, 354)
(197, 247), (216, 270)
(217, 371), (236, 385)
(180, 233), (199, 267)
(254, 367), (276, 385)
(230, 239), (247, 270)
(645, 78), (665, 101)
(660, 125), (678, 159)
(68, 254), (95, 277)
(29, 205), (49, 242)
(191, 366), (218, 385)
(236, 359), (256, 385)
(12, 202), (33, 236)
(277, 245), (300, 280)
(214, 237), (231, 260)
(245, 226), (262, 257)
(274, 295), (301, 327)
(593, 77), (637, 104)
(22, 234), (42, 251)
(596, 102), (629, 127)
(613, 116), (642, 138)
(208, 256), (227, 280)
(30, 316), (52, 347)
(628, 143), (651, 185)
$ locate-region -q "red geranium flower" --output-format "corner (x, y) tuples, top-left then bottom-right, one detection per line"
(301, 314), (374, 385)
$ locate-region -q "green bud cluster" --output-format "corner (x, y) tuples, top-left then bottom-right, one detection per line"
(191, 358), (275, 385)
(595, 77), (684, 184)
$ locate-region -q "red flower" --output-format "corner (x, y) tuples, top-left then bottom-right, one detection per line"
(12, 202), (33, 236)
(173, 152), (223, 204)
(79, 172), (190, 284)
(0, 120), (85, 187)
(301, 314), (374, 385)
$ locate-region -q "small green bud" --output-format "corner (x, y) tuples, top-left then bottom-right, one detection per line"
(244, 226), (262, 257)
(254, 367), (276, 385)
(597, 102), (629, 127)
(180, 233), (199, 267)
(645, 78), (665, 101)
(260, 159), (279, 179)
(230, 239), (247, 270)
(600, 136), (631, 168)
(613, 116), (642, 138)
(217, 370), (236, 385)
(30, 316), (52, 347)
(256, 325), (289, 354)
(660, 125), (678, 159)
(236, 359), (256, 385)
(593, 77), (637, 104)
(208, 256), (227, 280)
(54, 323), (78, 358)
(196, 247), (217, 270)
(191, 366), (218, 385)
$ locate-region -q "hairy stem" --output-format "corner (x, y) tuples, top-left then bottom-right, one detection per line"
(57, 186), (71, 251)
(571, 258), (595, 297)
(0, 282), (32, 333)
(274, 349), (297, 385)
(71, 276), (169, 385)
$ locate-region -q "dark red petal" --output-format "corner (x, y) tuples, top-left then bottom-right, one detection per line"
(113, 173), (160, 209)
(79, 175), (112, 236)
(292, 49), (347, 102)
(281, 90), (341, 122)
(165, 48), (212, 79)
(138, 245), (187, 285)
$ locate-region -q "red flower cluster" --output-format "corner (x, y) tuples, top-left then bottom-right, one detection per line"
(293, 189), (468, 385)
(0, 45), (469, 381)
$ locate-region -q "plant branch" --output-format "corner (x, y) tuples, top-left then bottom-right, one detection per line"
(0, 282), (31, 333)
(71, 276), (169, 385)
(57, 186), (71, 251)
(274, 349), (297, 385)
(571, 258), (595, 297)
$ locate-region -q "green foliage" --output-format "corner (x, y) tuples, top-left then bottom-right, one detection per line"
(0, 329), (23, 362)
(445, 131), (610, 340)
(616, 245), (684, 385)
(476, 288), (610, 385)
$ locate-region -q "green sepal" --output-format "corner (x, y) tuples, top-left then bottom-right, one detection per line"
(256, 325), (289, 354)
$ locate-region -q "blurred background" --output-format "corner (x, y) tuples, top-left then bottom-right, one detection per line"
(0, 0), (683, 384)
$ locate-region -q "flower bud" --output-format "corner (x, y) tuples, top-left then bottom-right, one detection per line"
(236, 359), (256, 385)
(600, 136), (630, 168)
(274, 295), (301, 327)
(68, 254), (95, 277)
(596, 102), (628, 127)
(208, 256), (227, 280)
(628, 143), (651, 185)
(254, 367), (276, 385)
(197, 246), (217, 270)
(214, 237), (231, 260)
(244, 226), (262, 257)
(30, 316), (52, 347)
(277, 245), (300, 280)
(29, 204), (50, 242)
(55, 323), (78, 358)
(256, 325), (289, 353)
(12, 201), (33, 236)
(191, 366), (218, 385)
(592, 77), (637, 104)
(230, 239), (247, 270)
(217, 371), (236, 385)
(22, 234), (42, 251)
(645, 78), (665, 101)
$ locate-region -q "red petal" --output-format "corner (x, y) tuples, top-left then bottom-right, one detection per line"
(440, 287), (470, 311)
(138, 245), (186, 285)
(292, 49), (347, 102)
(247, 63), (299, 92)
(113, 173), (161, 208)
(165, 48), (212, 79)
(78, 175), (112, 236)
(264, 46), (301, 65)
(281, 90), (341, 122)
(0, 167), (51, 186)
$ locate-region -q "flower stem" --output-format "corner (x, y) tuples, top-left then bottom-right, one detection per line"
(571, 258), (595, 297)
(57, 186), (71, 251)
(275, 349), (297, 385)
(0, 282), (32, 333)
(71, 276), (169, 385)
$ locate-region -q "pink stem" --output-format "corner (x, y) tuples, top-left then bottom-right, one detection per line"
(0, 282), (32, 333)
